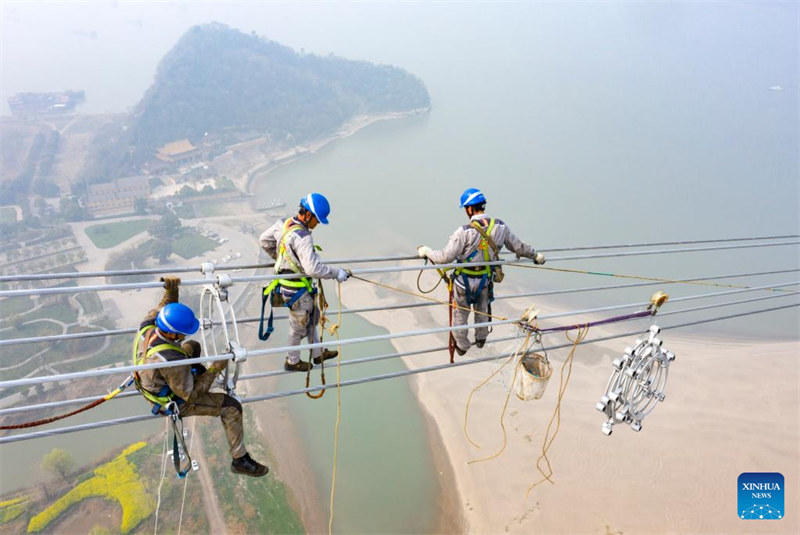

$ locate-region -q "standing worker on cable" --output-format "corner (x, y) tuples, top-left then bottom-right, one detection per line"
(260, 193), (350, 371)
(417, 188), (545, 356)
(134, 276), (268, 477)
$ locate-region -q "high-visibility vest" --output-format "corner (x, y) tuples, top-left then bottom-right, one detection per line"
(264, 218), (314, 297)
(132, 324), (188, 406)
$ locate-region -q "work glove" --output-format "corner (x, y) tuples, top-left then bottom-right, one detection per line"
(533, 252), (546, 265)
(336, 268), (351, 283)
(417, 246), (432, 258)
(161, 276), (181, 289)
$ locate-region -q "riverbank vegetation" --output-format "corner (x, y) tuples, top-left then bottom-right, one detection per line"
(198, 408), (304, 533)
(26, 442), (152, 534)
(2, 419), (301, 534)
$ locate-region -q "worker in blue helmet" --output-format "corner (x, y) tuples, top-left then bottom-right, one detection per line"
(259, 193), (351, 371)
(417, 188), (545, 356)
(134, 277), (268, 477)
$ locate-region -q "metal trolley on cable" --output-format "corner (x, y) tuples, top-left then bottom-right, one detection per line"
(596, 323), (676, 435)
(199, 262), (247, 397)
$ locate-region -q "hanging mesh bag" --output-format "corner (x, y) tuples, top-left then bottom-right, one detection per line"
(514, 352), (552, 401)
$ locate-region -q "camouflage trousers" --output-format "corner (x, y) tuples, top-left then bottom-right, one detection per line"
(178, 391), (246, 459)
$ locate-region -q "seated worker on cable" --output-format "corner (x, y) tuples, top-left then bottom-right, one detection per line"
(134, 276), (268, 477)
(417, 188), (546, 356)
(259, 192), (350, 372)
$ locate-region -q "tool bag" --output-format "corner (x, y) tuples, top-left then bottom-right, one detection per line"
(514, 352), (552, 401)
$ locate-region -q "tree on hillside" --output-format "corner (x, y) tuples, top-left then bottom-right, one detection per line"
(41, 448), (74, 481)
(59, 197), (87, 222)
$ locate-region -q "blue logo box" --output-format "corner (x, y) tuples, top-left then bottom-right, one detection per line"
(738, 472), (784, 520)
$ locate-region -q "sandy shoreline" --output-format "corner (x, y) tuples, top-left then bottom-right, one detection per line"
(338, 270), (799, 534)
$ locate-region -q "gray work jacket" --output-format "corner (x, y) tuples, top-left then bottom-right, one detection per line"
(427, 214), (537, 289)
(259, 217), (339, 280)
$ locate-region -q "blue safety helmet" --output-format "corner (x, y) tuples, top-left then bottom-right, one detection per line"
(300, 193), (330, 225)
(156, 303), (200, 336)
(459, 188), (487, 208)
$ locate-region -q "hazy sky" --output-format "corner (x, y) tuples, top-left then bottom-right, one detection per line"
(1, 1), (460, 113)
(2, 1), (796, 115)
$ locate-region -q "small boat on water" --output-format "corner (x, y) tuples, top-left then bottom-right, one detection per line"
(258, 199), (287, 211)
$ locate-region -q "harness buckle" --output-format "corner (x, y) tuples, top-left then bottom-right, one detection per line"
(164, 400), (180, 418)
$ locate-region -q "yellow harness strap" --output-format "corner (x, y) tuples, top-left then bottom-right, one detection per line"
(264, 219), (314, 296)
(132, 325), (187, 406)
(457, 218), (496, 277)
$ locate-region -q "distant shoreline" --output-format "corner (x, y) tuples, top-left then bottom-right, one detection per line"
(240, 109), (428, 195)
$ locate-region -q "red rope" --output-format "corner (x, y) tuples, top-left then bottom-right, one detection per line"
(0, 397), (107, 430)
(448, 282), (455, 364)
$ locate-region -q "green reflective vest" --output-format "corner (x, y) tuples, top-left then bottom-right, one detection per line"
(263, 219), (314, 297)
(132, 324), (188, 405)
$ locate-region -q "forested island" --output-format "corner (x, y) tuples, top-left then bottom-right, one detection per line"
(87, 22), (430, 180)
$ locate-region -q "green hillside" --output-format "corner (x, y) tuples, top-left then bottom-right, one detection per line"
(132, 22), (430, 153)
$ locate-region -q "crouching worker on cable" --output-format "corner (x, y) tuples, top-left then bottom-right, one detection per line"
(418, 188), (545, 356)
(134, 276), (268, 477)
(259, 192), (350, 372)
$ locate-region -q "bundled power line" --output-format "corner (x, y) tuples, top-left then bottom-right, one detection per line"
(1, 302), (797, 445)
(0, 235), (797, 444)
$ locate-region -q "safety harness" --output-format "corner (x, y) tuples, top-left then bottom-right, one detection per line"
(259, 218), (317, 340)
(132, 324), (193, 477)
(454, 218), (500, 325)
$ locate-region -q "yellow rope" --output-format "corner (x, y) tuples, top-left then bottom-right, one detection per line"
(328, 282), (343, 535)
(463, 352), (515, 450)
(508, 262), (793, 293)
(351, 274), (508, 321)
(306, 287), (329, 399)
(463, 331), (532, 453)
(526, 325), (588, 496)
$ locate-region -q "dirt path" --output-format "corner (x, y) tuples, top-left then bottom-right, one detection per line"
(193, 436), (227, 534)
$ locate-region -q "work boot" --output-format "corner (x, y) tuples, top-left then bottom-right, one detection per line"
(231, 453), (269, 477)
(313, 349), (338, 364)
(284, 359), (312, 372)
(475, 338), (486, 349)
